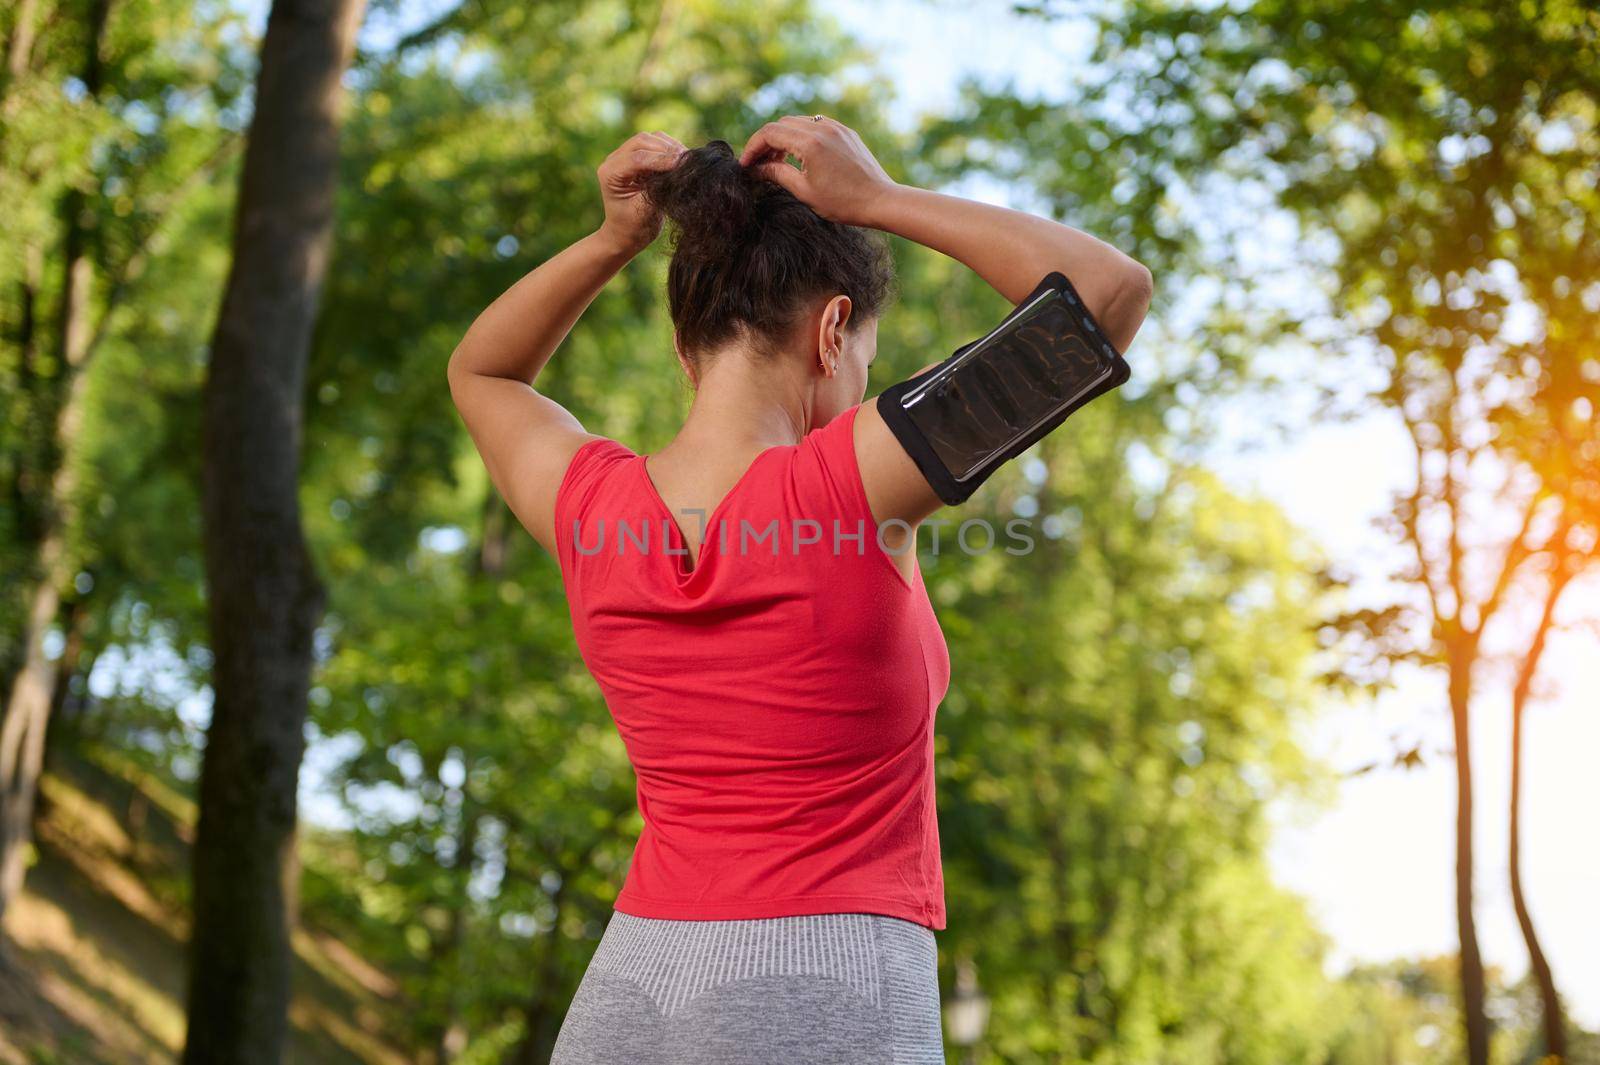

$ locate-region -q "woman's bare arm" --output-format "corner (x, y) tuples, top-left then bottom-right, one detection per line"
(447, 131), (687, 556)
(862, 184), (1152, 353)
(853, 183), (1154, 528)
(445, 231), (630, 555)
(740, 115), (1153, 351)
(740, 116), (1154, 528)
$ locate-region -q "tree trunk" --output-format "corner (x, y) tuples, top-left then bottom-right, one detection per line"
(0, 518), (68, 912)
(509, 824), (629, 1065)
(1509, 559), (1573, 1063)
(509, 884), (570, 1065)
(0, 386), (89, 919)
(430, 805), (478, 1064)
(6, 243), (43, 544)
(47, 591), (90, 724)
(41, 594), (94, 777)
(0, 0), (108, 922)
(2, 0), (41, 91)
(1447, 634), (1488, 1065)
(180, 0), (364, 1061)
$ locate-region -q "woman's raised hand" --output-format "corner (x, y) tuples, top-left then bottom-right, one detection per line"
(738, 116), (901, 228)
(597, 130), (689, 254)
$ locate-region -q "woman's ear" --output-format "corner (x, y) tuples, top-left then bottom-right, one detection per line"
(815, 294), (853, 376)
(673, 332), (697, 387)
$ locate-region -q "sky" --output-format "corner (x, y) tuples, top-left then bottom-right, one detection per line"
(813, 0), (1600, 1025)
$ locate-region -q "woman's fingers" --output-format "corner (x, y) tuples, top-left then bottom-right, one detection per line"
(739, 120), (815, 167)
(616, 130), (686, 164)
(638, 130), (686, 154)
(733, 117), (889, 224)
(629, 147), (682, 170)
(748, 159), (804, 195)
(603, 131), (686, 189)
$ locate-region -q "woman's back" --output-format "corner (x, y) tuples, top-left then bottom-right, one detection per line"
(554, 401), (951, 930)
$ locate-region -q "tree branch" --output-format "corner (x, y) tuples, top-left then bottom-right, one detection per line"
(1397, 401), (1447, 634)
(1510, 538), (1578, 717)
(1474, 479), (1552, 638)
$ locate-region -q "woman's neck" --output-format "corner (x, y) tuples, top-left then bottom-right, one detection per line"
(666, 346), (816, 457)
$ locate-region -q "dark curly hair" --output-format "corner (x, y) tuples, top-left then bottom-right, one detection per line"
(640, 139), (897, 363)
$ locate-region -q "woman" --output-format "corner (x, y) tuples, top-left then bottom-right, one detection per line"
(447, 116), (1152, 1063)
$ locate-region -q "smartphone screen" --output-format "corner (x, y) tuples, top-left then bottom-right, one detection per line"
(897, 285), (1118, 483)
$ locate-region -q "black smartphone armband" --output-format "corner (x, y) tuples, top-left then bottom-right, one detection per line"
(876, 271), (1132, 506)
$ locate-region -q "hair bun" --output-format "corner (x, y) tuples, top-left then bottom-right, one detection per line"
(638, 136), (895, 360)
(642, 139), (767, 261)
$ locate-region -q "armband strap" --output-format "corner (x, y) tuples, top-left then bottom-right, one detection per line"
(876, 271), (1131, 507)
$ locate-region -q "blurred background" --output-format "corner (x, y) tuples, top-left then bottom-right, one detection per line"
(1, 0), (1596, 1062)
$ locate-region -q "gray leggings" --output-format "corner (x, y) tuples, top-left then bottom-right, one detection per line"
(550, 910), (945, 1064)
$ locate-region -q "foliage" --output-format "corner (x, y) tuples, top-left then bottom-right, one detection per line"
(7, 0), (1593, 1062)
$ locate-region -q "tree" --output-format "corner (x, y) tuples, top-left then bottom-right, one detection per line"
(1507, 544), (1581, 1064)
(967, 2), (1600, 1059)
(0, 0), (111, 921)
(1, 0), (242, 921)
(182, 0), (366, 1060)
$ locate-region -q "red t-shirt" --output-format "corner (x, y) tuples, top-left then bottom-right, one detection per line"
(553, 401), (951, 930)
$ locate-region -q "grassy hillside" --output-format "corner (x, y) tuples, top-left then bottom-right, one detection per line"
(0, 753), (413, 1065)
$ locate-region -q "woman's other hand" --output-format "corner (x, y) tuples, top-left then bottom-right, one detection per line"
(738, 116), (901, 228)
(597, 130), (688, 254)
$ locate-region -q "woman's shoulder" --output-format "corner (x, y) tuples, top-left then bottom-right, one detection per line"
(563, 430), (634, 470)
(788, 403), (873, 517)
(567, 433), (637, 465)
(843, 396), (945, 530)
(555, 434), (637, 513)
(802, 402), (865, 457)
